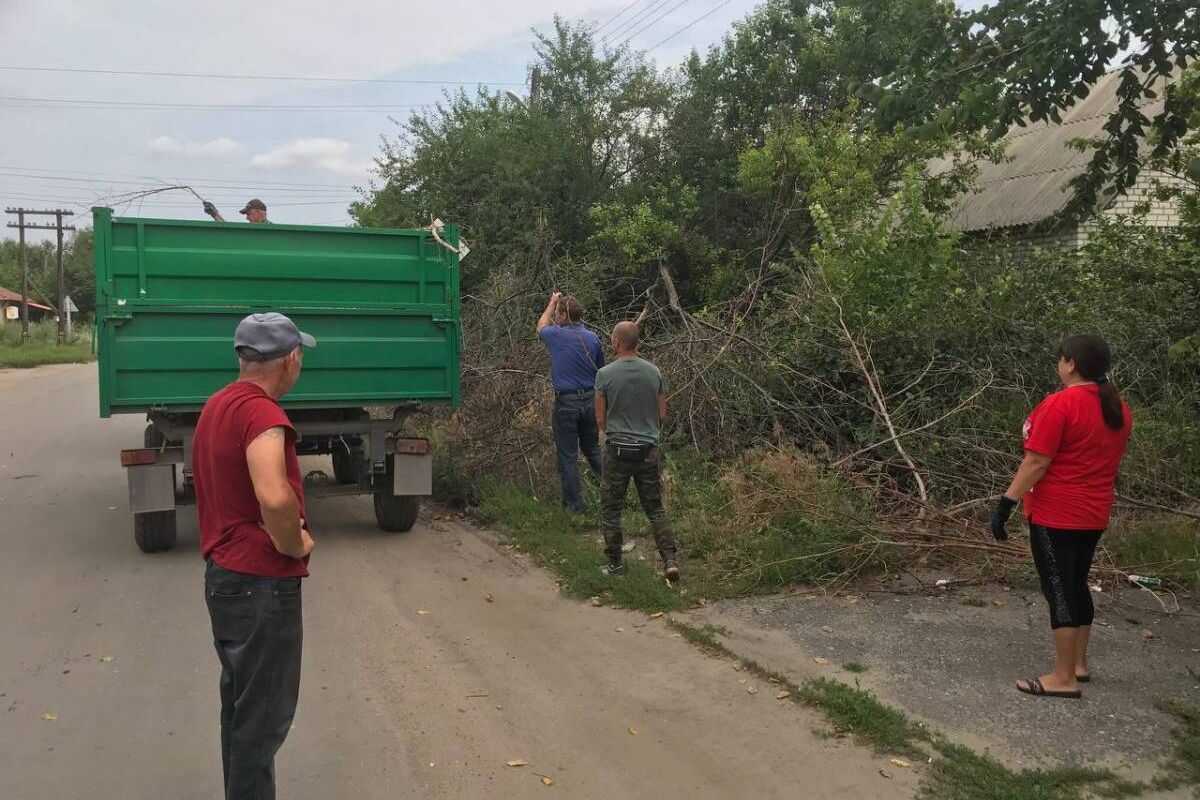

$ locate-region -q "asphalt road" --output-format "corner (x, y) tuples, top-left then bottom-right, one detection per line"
(0, 364), (913, 799)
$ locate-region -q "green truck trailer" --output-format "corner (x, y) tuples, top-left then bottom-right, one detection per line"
(93, 207), (462, 553)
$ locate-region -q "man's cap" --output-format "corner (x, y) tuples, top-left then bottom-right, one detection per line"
(234, 312), (316, 361)
(239, 198), (267, 214)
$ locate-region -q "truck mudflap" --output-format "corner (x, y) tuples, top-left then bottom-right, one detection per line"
(391, 438), (432, 496)
(120, 447), (180, 513)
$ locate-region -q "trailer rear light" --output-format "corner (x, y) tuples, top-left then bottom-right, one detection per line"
(393, 438), (430, 455)
(120, 449), (158, 467)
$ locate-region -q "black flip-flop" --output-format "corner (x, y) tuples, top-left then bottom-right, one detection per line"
(1077, 674), (1091, 683)
(1016, 677), (1081, 699)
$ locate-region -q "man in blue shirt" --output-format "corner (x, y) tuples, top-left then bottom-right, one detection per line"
(537, 292), (604, 512)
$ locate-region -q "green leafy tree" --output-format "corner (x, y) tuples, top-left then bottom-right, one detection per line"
(352, 18), (671, 292)
(871, 0), (1200, 217)
(0, 229), (95, 317)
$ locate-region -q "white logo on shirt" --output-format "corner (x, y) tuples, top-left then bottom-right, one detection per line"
(1022, 419), (1032, 440)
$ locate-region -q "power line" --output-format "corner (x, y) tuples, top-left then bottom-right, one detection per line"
(1, 193), (356, 207)
(0, 164), (353, 190)
(0, 64), (522, 86)
(3, 193), (356, 208)
(619, 0), (695, 45)
(646, 0), (737, 51)
(0, 171), (360, 195)
(606, 0), (675, 41)
(0, 95), (426, 112)
(607, 0), (673, 40)
(2, 189), (358, 207)
(596, 0), (647, 34)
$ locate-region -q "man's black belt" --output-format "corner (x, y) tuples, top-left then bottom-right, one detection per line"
(554, 388), (594, 396)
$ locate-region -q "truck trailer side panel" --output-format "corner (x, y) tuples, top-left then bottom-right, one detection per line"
(93, 207), (462, 417)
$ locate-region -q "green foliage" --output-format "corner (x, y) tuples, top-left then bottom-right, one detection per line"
(352, 18), (671, 294)
(874, 0), (1200, 218)
(0, 229), (94, 316)
(1146, 64), (1200, 232)
(353, 1), (1200, 521)
(463, 449), (876, 602)
(588, 182), (700, 278)
(1106, 516), (1200, 590)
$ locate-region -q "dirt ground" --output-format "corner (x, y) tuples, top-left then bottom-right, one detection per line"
(688, 573), (1200, 785)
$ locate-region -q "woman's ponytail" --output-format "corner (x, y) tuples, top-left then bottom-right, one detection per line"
(1058, 335), (1126, 431)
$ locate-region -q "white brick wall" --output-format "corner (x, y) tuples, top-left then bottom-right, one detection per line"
(1101, 169), (1183, 227)
(961, 168), (1183, 259)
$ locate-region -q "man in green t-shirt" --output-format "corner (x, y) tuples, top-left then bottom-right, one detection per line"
(594, 321), (679, 581)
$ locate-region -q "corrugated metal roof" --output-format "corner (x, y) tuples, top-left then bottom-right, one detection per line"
(937, 70), (1166, 232)
(0, 286), (54, 311)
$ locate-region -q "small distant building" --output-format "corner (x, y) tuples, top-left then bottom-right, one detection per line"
(0, 286), (54, 324)
(937, 70), (1182, 254)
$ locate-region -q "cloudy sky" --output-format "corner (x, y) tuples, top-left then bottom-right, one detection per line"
(0, 0), (771, 237)
(2, 0), (990, 241)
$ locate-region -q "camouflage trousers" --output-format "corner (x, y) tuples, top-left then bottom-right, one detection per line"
(600, 444), (677, 564)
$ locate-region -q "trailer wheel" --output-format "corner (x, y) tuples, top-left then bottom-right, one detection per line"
(144, 422), (167, 449)
(332, 444), (363, 485)
(134, 511), (177, 553)
(373, 494), (420, 532)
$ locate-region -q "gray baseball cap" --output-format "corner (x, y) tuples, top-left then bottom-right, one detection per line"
(234, 312), (316, 361)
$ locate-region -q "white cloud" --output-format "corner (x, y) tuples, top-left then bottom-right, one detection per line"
(0, 1), (605, 100)
(149, 135), (242, 159)
(250, 138), (369, 177)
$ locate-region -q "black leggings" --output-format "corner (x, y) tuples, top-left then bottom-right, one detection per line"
(1029, 522), (1103, 629)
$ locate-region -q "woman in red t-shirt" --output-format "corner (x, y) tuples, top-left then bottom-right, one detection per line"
(990, 334), (1132, 699)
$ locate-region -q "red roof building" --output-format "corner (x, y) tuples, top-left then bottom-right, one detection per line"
(0, 286), (54, 323)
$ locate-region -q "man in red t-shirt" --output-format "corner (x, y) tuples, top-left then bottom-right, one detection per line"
(193, 312), (316, 800)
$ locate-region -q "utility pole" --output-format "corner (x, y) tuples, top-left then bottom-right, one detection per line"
(13, 208), (27, 341)
(55, 211), (66, 344)
(4, 208), (75, 344)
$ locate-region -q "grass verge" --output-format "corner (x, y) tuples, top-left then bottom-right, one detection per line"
(1105, 516), (1200, 592)
(476, 485), (686, 612)
(666, 619), (1159, 800)
(0, 341), (93, 368)
(0, 322), (93, 368)
(469, 448), (879, 612)
(1154, 698), (1200, 791)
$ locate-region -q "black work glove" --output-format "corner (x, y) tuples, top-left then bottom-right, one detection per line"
(202, 200), (219, 216)
(989, 495), (1017, 541)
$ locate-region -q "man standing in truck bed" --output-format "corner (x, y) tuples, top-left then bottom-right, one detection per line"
(192, 312), (315, 800)
(536, 291), (605, 513)
(202, 198), (270, 223)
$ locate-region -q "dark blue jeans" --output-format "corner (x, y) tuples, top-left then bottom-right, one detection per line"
(553, 391), (603, 512)
(205, 561), (304, 800)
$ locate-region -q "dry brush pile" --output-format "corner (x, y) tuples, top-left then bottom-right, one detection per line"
(417, 209), (1200, 594)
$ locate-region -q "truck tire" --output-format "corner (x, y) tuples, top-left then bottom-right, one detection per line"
(373, 494), (420, 533)
(134, 510), (177, 553)
(332, 444), (362, 485)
